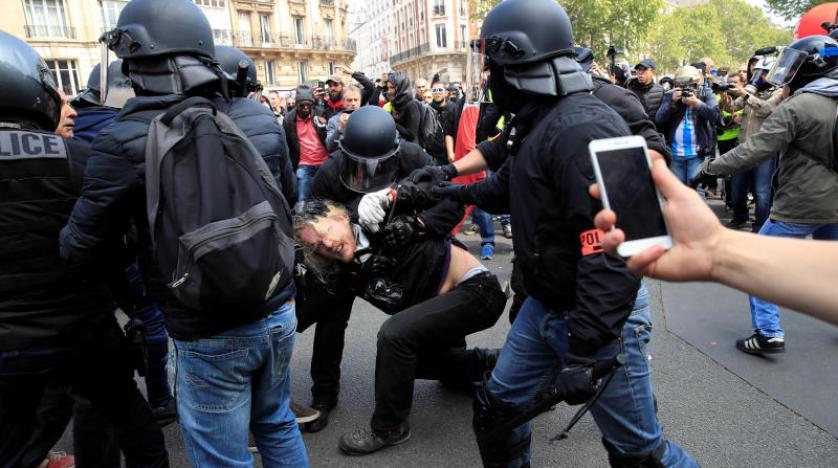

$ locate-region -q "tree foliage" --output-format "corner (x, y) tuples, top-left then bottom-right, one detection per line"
(471, 0), (792, 71)
(765, 0), (834, 21)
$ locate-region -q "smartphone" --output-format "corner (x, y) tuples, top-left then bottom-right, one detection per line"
(318, 80), (326, 89)
(589, 136), (671, 257)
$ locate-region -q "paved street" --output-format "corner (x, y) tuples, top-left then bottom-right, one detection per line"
(57, 203), (838, 467)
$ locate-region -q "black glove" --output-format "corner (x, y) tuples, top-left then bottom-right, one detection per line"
(360, 254), (397, 276)
(408, 164), (458, 187)
(688, 168), (715, 189)
(394, 180), (434, 207)
(381, 218), (416, 251)
(556, 353), (598, 405)
(431, 181), (477, 204)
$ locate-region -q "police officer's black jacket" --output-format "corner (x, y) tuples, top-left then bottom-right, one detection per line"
(1, 127), (114, 351)
(60, 94), (298, 341)
(310, 140), (459, 236)
(592, 77), (672, 164)
(468, 93), (641, 356)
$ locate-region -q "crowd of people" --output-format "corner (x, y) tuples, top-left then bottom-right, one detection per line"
(1, 0), (837, 467)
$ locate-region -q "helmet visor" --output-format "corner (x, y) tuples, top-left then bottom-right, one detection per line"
(338, 151), (400, 194)
(766, 47), (808, 86)
(465, 39), (489, 106)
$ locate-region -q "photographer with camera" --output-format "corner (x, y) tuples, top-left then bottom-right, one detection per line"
(715, 72), (746, 213)
(655, 65), (721, 187)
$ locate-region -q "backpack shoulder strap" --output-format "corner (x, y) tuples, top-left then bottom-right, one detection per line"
(160, 96), (216, 125)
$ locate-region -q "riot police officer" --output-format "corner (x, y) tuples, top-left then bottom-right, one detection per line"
(430, 1), (698, 466)
(0, 31), (168, 468)
(295, 105), (459, 433)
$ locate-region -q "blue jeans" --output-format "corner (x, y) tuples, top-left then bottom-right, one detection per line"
(730, 155), (776, 231)
(296, 164), (320, 203)
(174, 302), (309, 467)
(749, 220), (838, 338)
(483, 286), (696, 467)
(471, 207), (495, 246)
(670, 156), (703, 192)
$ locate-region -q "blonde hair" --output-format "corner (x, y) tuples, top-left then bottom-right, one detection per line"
(292, 199), (351, 286)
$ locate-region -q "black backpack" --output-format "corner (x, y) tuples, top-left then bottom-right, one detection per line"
(143, 97), (294, 313)
(417, 103), (446, 156)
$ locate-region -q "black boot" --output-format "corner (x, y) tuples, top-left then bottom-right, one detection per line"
(304, 400), (336, 433)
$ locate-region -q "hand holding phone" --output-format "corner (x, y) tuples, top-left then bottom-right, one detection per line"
(589, 136), (672, 257)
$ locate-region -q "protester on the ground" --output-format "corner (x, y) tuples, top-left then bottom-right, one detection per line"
(293, 106), (440, 433)
(424, 1), (699, 465)
(692, 35), (838, 357)
(387, 71), (421, 143)
(627, 59), (665, 121)
(325, 84), (362, 152)
(656, 65), (720, 186)
(58, 0), (307, 464)
(296, 193), (503, 456)
(0, 30), (169, 468)
(285, 84), (329, 204)
(592, 157), (838, 327)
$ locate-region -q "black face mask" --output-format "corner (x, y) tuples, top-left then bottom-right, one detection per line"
(489, 64), (526, 113)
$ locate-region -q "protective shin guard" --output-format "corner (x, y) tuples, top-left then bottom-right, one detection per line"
(603, 438), (667, 468)
(473, 383), (531, 468)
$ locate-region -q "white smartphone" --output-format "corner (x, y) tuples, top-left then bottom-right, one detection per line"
(589, 136), (672, 257)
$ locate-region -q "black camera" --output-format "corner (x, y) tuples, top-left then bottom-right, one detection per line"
(712, 82), (735, 93)
(681, 89), (694, 98)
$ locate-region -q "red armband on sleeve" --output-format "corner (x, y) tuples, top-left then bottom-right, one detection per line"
(579, 229), (605, 256)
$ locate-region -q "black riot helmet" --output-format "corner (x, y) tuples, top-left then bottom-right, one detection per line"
(102, 0), (214, 61)
(215, 46), (261, 96)
(0, 31), (62, 129)
(478, 0), (590, 100)
(72, 60), (133, 108)
(337, 106), (401, 193)
(767, 35), (838, 87)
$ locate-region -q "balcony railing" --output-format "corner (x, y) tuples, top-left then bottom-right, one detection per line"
(233, 33), (356, 52)
(390, 43), (430, 64)
(25, 24), (75, 39)
(320, 0), (335, 5)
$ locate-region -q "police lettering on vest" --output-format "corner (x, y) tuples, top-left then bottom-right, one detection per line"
(0, 131), (67, 160)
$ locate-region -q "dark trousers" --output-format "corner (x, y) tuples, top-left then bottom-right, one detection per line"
(371, 272), (506, 431)
(295, 284), (354, 406)
(0, 317), (168, 468)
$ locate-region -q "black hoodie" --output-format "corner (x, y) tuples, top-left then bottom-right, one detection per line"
(388, 72), (421, 143)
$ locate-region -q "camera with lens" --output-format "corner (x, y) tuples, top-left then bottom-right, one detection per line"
(712, 82), (735, 93)
(681, 88), (694, 98)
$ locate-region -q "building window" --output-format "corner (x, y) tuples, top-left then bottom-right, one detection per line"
(433, 0), (444, 16)
(212, 28), (231, 45)
(265, 60), (275, 85)
(237, 11), (252, 46)
(23, 0), (72, 38)
(460, 24), (467, 47)
(193, 0), (225, 6)
(435, 24), (447, 48)
(294, 17), (305, 45)
(324, 19), (333, 45)
(459, 0), (467, 17)
(100, 1), (126, 30)
(298, 61), (308, 83)
(45, 59), (80, 95)
(328, 61), (335, 76)
(259, 14), (272, 44)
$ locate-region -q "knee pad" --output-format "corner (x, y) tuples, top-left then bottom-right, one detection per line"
(473, 383), (531, 468)
(602, 438), (666, 468)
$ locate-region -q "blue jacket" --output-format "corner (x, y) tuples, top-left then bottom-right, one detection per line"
(60, 94), (297, 340)
(73, 107), (120, 145)
(655, 88), (720, 157)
